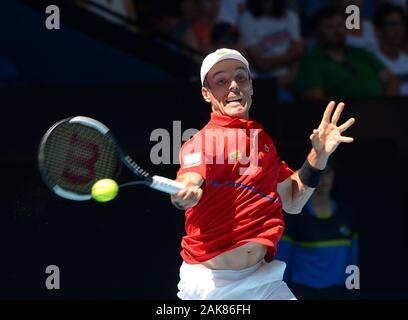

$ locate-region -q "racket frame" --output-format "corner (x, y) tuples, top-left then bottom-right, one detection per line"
(38, 116), (184, 201)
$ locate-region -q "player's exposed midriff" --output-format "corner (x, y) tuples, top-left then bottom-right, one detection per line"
(199, 242), (267, 270)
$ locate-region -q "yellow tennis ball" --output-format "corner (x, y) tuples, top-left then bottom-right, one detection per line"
(91, 179), (119, 202)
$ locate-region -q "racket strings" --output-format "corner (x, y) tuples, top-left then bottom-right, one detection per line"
(42, 122), (119, 195)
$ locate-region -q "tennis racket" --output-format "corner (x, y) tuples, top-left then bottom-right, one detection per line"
(38, 116), (185, 201)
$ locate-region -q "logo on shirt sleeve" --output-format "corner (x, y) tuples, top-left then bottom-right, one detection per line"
(228, 150), (241, 162)
(183, 152), (202, 168)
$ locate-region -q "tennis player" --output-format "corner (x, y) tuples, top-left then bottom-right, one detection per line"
(171, 48), (355, 300)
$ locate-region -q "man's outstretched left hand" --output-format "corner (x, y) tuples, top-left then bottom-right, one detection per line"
(309, 101), (355, 169)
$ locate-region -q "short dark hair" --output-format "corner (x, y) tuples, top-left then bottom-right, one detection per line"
(373, 3), (407, 28)
(203, 77), (210, 89)
(312, 6), (346, 30)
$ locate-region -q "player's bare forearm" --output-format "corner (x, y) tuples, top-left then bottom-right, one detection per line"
(170, 172), (204, 210)
(292, 148), (329, 209)
(277, 150), (325, 214)
(306, 147), (329, 170)
(283, 172), (315, 214)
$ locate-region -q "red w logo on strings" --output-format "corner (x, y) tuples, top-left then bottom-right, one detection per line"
(62, 133), (99, 184)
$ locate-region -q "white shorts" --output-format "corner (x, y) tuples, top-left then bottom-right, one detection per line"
(177, 259), (296, 300)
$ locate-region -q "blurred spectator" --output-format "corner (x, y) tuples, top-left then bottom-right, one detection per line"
(216, 0), (246, 31)
(295, 6), (399, 100)
(149, 3), (182, 37)
(339, 0), (379, 51)
(134, 0), (200, 59)
(183, 0), (221, 54)
(149, 1), (196, 44)
(211, 22), (242, 52)
(175, 0), (199, 40)
(238, 0), (304, 93)
(276, 163), (359, 300)
(373, 3), (408, 95)
(298, 0), (332, 37)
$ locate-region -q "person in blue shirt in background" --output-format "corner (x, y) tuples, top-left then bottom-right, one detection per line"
(276, 159), (359, 299)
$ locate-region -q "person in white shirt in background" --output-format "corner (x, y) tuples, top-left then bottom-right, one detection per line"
(373, 2), (408, 95)
(238, 0), (304, 98)
(216, 0), (246, 31)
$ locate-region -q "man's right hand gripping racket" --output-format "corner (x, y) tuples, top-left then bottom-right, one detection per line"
(38, 116), (185, 201)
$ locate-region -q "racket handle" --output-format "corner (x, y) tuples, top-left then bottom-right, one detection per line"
(150, 175), (186, 194)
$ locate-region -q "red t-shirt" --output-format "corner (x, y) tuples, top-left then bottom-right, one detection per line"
(177, 113), (293, 263)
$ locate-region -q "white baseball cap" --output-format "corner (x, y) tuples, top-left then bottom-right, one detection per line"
(200, 48), (250, 85)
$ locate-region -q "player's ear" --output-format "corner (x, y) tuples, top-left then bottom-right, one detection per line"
(201, 87), (211, 103)
(249, 79), (254, 96)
